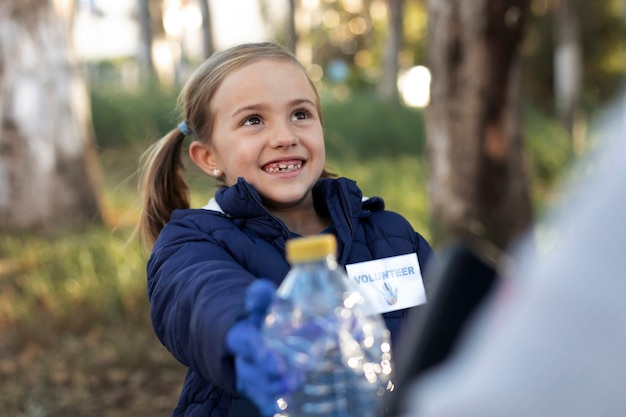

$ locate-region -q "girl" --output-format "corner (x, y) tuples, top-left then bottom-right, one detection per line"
(139, 42), (434, 417)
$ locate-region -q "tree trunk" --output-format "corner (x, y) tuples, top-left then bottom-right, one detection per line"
(378, 0), (403, 102)
(198, 0), (215, 59)
(554, 0), (582, 150)
(286, 0), (298, 54)
(425, 0), (532, 251)
(137, 0), (156, 78)
(0, 0), (103, 233)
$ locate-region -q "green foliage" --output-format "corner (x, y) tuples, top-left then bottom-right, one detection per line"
(523, 0), (626, 112)
(322, 94), (426, 160)
(90, 82), (179, 147)
(524, 105), (575, 204)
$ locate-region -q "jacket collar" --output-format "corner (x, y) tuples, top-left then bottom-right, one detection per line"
(213, 177), (382, 263)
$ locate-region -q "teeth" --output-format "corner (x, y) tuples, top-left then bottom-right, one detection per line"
(264, 162), (302, 173)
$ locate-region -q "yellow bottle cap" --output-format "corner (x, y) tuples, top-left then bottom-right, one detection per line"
(286, 234), (337, 263)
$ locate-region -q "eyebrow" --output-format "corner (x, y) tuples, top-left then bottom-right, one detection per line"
(230, 98), (316, 118)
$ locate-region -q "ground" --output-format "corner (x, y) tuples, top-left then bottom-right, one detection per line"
(0, 317), (185, 417)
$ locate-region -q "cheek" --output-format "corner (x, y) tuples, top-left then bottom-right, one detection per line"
(222, 145), (258, 181)
(311, 139), (326, 173)
(312, 130), (326, 156)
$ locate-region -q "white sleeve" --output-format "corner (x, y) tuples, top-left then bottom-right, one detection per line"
(401, 94), (626, 417)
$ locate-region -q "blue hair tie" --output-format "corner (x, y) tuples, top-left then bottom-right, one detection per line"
(178, 121), (191, 136)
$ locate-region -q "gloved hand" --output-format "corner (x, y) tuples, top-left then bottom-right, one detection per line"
(226, 279), (296, 417)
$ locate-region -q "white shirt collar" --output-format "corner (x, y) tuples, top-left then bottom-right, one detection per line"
(202, 197), (224, 213)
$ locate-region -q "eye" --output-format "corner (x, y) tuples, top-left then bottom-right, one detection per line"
(242, 115), (262, 126)
(291, 109), (312, 121)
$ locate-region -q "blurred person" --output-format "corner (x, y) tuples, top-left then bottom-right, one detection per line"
(393, 88), (626, 416)
(137, 42), (435, 417)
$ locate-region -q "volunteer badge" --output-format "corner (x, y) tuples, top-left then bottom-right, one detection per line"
(345, 253), (426, 314)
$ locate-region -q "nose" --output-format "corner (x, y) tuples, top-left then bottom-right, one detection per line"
(269, 120), (298, 148)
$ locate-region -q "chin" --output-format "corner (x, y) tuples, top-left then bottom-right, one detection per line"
(262, 191), (311, 208)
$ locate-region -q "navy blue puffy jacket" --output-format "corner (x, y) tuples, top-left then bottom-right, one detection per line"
(147, 177), (434, 417)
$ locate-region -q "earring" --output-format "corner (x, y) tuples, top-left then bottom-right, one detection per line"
(213, 169), (220, 177)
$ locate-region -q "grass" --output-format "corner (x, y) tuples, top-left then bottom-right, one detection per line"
(0, 226), (186, 417)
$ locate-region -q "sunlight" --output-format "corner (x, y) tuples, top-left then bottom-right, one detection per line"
(398, 65), (431, 108)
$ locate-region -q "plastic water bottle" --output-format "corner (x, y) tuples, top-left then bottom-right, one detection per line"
(262, 234), (392, 417)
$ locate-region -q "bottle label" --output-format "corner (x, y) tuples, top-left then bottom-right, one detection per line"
(345, 253), (427, 314)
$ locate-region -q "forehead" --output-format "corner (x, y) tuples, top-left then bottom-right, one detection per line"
(214, 59), (316, 103)
(227, 57), (303, 79)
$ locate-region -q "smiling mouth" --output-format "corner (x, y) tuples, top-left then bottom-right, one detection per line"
(263, 160), (303, 173)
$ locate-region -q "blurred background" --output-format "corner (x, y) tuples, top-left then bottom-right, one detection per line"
(0, 0), (624, 416)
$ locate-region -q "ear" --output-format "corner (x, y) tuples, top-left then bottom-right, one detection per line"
(189, 141), (218, 176)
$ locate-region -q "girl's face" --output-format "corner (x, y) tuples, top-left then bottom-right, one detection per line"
(197, 59), (325, 210)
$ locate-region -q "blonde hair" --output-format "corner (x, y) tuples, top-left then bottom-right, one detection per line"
(138, 42), (331, 246)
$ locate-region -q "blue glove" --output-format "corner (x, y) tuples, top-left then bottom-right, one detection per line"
(226, 279), (296, 417)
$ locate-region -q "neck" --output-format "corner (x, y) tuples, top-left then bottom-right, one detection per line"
(271, 205), (330, 236)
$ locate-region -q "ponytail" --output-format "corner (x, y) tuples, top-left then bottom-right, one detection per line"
(138, 128), (190, 246)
